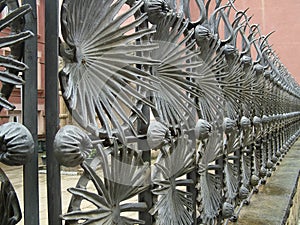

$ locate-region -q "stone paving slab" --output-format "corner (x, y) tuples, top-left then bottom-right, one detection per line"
(0, 163), (81, 225)
(229, 139), (300, 225)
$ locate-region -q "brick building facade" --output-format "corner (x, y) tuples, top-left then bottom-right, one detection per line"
(0, 0), (46, 138)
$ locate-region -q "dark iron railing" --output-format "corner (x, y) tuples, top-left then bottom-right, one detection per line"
(0, 1), (37, 225)
(1, 0), (300, 225)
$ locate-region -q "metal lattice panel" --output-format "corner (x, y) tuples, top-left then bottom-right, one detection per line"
(56, 0), (300, 224)
(1, 0), (299, 225)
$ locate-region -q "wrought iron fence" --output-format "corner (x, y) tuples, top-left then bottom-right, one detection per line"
(1, 0), (300, 224)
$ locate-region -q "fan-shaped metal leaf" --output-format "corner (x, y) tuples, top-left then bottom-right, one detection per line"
(150, 14), (202, 128)
(241, 153), (251, 186)
(192, 24), (228, 122)
(62, 141), (150, 225)
(224, 126), (239, 201)
(224, 161), (238, 200)
(194, 40), (226, 122)
(198, 131), (223, 223)
(0, 3), (33, 110)
(150, 134), (195, 225)
(220, 58), (245, 118)
(198, 131), (223, 166)
(198, 172), (222, 224)
(226, 134), (240, 155)
(60, 0), (159, 142)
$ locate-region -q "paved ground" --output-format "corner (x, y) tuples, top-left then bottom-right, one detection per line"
(228, 139), (300, 225)
(1, 163), (82, 225)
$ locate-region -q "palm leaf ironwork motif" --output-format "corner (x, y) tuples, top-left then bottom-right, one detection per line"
(56, 0), (300, 224)
(223, 118), (239, 202)
(60, 0), (159, 142)
(194, 24), (226, 122)
(0, 2), (33, 110)
(150, 134), (195, 225)
(198, 131), (223, 223)
(150, 14), (201, 128)
(62, 141), (150, 225)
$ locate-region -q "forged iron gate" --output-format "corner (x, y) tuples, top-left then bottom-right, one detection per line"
(1, 0), (300, 225)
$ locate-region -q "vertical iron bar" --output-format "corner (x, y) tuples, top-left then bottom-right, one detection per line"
(187, 168), (199, 225)
(138, 149), (153, 224)
(216, 156), (224, 225)
(22, 0), (38, 224)
(187, 132), (200, 225)
(138, 106), (153, 225)
(45, 0), (62, 224)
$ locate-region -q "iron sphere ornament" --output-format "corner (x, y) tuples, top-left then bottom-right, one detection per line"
(195, 25), (212, 41)
(262, 115), (270, 124)
(271, 156), (278, 164)
(195, 119), (212, 140)
(241, 55), (252, 66)
(0, 122), (34, 166)
(259, 166), (267, 178)
(266, 160), (274, 169)
(264, 70), (272, 80)
(223, 117), (237, 134)
(275, 151), (281, 158)
(240, 116), (251, 129)
(224, 44), (237, 56)
(147, 121), (170, 150)
(222, 202), (234, 219)
(239, 185), (250, 200)
(253, 116), (262, 127)
(144, 0), (172, 24)
(54, 125), (92, 167)
(250, 174), (260, 186)
(254, 64), (264, 74)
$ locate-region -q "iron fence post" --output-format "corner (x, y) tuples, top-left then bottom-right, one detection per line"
(22, 0), (39, 224)
(138, 105), (153, 225)
(45, 0), (62, 224)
